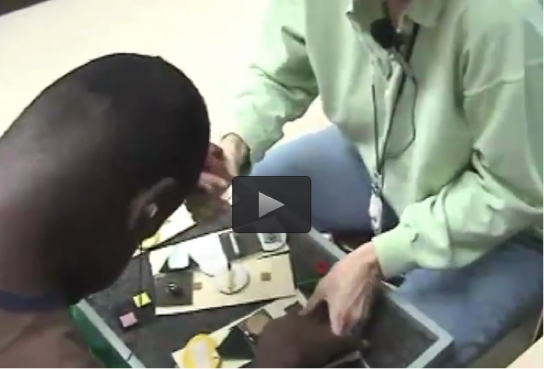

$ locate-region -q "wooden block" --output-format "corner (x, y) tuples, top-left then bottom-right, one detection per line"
(133, 292), (151, 307)
(119, 312), (138, 328)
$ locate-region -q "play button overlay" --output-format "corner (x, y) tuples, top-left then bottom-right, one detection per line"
(232, 176), (311, 233)
(258, 192), (284, 217)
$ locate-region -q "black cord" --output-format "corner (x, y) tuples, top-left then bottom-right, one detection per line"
(373, 23), (420, 179)
(372, 78), (418, 182)
(383, 77), (418, 161)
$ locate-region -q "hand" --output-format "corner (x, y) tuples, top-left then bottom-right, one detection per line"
(253, 309), (358, 367)
(186, 135), (247, 221)
(302, 243), (382, 336)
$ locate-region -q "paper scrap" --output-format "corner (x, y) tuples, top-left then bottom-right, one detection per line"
(186, 234), (228, 276)
(168, 246), (190, 270)
(166, 233), (229, 277)
(133, 205), (196, 258)
(159, 205), (195, 241)
(149, 245), (176, 275)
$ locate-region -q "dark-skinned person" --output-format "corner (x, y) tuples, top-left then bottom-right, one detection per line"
(0, 53), (213, 367)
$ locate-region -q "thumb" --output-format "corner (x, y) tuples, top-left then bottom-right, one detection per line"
(330, 310), (344, 336)
(199, 172), (228, 192)
(301, 288), (324, 316)
(207, 143), (224, 159)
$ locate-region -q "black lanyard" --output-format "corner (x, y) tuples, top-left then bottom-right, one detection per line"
(372, 24), (420, 185)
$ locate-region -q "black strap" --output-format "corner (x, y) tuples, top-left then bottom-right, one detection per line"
(374, 23), (420, 177)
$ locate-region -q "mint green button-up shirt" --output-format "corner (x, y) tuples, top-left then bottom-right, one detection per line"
(224, 0), (543, 277)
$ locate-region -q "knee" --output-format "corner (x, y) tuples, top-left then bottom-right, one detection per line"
(250, 145), (301, 177)
(250, 126), (344, 177)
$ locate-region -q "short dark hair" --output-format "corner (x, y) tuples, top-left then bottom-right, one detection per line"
(1, 53), (210, 208)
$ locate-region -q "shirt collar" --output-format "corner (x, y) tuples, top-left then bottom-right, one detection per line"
(345, 0), (446, 31)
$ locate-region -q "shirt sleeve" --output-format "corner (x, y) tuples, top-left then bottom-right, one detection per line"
(372, 5), (543, 278)
(221, 0), (318, 164)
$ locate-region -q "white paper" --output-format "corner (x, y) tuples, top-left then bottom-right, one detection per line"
(149, 245), (176, 275)
(167, 233), (229, 277)
(160, 205), (195, 241)
(167, 247), (190, 270)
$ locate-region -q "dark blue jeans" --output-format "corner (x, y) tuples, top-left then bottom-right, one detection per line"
(250, 125), (543, 367)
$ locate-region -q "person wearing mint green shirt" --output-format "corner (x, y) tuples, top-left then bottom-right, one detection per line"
(187, 0), (543, 366)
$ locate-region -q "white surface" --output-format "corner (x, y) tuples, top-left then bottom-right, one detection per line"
(167, 246), (190, 270)
(162, 206), (196, 239)
(149, 244), (176, 275)
(0, 0), (263, 139)
(0, 0), (329, 142)
(214, 264), (250, 294)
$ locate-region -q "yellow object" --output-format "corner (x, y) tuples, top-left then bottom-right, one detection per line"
(133, 292), (151, 308)
(180, 334), (220, 368)
(141, 232), (161, 249)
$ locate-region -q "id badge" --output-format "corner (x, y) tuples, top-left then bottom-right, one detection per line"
(369, 173), (384, 235)
(369, 192), (383, 235)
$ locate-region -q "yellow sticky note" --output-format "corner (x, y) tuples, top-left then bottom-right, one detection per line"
(133, 292), (151, 307)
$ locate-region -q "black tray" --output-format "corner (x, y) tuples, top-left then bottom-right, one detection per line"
(86, 225), (453, 368)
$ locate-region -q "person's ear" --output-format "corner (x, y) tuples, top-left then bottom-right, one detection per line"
(128, 178), (183, 242)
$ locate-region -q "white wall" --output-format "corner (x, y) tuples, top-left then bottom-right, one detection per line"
(0, 0), (327, 141)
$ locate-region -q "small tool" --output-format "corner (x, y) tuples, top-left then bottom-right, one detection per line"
(214, 263), (250, 295)
(228, 232), (241, 257)
(226, 262), (234, 292)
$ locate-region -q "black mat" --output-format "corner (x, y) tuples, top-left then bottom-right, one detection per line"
(87, 213), (442, 368)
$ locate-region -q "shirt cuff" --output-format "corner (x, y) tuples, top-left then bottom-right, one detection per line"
(372, 225), (419, 279)
(220, 112), (275, 165)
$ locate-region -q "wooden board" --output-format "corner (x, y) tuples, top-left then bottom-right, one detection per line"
(508, 338), (543, 368)
(156, 253), (296, 315)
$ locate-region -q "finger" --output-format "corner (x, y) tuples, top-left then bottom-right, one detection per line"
(199, 172), (228, 193)
(359, 289), (376, 323)
(301, 287), (325, 315)
(208, 143), (224, 159)
(190, 209), (216, 223)
(330, 308), (346, 336)
(191, 201), (228, 221)
(343, 310), (363, 335)
(340, 294), (373, 336)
